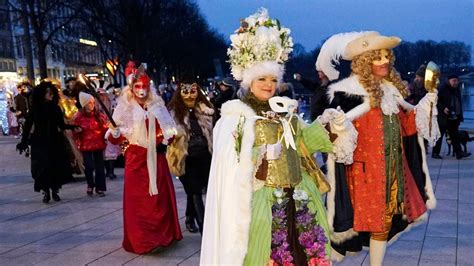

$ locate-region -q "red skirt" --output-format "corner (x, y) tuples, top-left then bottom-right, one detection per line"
(122, 145), (182, 254)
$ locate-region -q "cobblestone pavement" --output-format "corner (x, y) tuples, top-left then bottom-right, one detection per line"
(0, 134), (473, 265)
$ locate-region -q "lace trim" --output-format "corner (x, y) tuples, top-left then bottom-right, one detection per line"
(380, 81), (400, 116)
(415, 95), (440, 147)
(331, 120), (358, 165)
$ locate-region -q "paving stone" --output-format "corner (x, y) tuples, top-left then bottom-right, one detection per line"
(178, 253), (200, 266)
(426, 210), (457, 238)
(34, 250), (106, 266)
(457, 238), (474, 266)
(420, 236), (456, 265)
(1, 133), (473, 265)
(333, 250), (368, 266)
(124, 255), (186, 266)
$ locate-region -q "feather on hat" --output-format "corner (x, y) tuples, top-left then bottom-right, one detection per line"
(315, 31), (401, 81)
(315, 31), (378, 81)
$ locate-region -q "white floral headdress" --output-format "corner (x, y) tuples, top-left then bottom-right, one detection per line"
(228, 8), (293, 89)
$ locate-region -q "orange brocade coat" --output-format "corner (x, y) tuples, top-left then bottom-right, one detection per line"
(347, 108), (427, 232)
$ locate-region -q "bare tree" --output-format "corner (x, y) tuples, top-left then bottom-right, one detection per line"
(7, 0), (86, 78)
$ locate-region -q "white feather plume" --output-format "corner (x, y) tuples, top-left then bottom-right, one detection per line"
(315, 31), (377, 81)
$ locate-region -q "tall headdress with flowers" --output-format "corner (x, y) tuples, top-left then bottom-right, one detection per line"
(228, 8), (293, 90)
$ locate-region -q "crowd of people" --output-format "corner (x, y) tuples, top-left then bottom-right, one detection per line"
(1, 7), (471, 266)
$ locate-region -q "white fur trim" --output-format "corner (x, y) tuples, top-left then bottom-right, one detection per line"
(241, 61), (284, 90)
(417, 133), (437, 209)
(111, 86), (176, 195)
(201, 99), (259, 265)
(327, 76), (371, 121)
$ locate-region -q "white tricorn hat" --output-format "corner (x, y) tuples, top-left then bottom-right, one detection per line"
(79, 92), (94, 107)
(315, 31), (401, 81)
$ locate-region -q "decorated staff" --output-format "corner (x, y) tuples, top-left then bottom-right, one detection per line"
(424, 61), (440, 137)
(78, 74), (117, 127)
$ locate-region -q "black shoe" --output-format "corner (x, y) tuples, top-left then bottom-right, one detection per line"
(87, 187), (93, 196)
(185, 216), (199, 233)
(110, 174), (117, 180)
(192, 194), (205, 235)
(431, 154), (443, 159)
(456, 152), (471, 160)
(42, 190), (51, 203)
(96, 190), (106, 197)
(52, 190), (61, 201)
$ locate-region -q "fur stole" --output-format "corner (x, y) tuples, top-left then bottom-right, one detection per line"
(166, 103), (214, 177)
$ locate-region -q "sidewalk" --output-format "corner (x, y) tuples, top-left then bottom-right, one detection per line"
(460, 119), (474, 133)
(0, 134), (473, 265)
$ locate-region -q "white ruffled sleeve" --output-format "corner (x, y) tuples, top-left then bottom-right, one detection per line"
(414, 92), (441, 147)
(330, 118), (358, 165)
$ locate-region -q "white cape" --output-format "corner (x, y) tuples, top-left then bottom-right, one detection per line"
(200, 100), (259, 266)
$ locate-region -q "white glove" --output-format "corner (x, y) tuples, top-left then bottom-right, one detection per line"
(317, 108), (337, 125)
(111, 128), (121, 138)
(266, 143), (282, 160)
(332, 109), (346, 126)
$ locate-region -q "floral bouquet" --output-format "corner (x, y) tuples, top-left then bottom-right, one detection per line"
(269, 188), (331, 266)
(228, 8), (293, 81)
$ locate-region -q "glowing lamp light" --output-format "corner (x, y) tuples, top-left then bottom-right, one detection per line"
(79, 38), (98, 46)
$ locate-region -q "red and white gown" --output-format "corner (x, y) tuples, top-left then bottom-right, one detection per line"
(108, 90), (182, 254)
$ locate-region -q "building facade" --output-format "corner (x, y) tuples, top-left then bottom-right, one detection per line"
(4, 0), (105, 87)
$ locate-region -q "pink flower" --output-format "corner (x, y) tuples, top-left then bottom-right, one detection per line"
(308, 257), (331, 266)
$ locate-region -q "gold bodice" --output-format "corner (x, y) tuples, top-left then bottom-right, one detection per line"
(254, 117), (301, 188)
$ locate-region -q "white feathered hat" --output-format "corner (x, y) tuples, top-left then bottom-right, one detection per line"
(228, 8), (293, 90)
(315, 31), (401, 81)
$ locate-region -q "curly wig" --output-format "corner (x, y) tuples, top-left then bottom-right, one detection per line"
(351, 49), (407, 107)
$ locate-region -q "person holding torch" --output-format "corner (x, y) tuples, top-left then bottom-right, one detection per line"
(106, 62), (182, 254)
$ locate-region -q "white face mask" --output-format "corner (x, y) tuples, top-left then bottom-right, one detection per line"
(373, 49), (390, 66)
(133, 82), (149, 99)
(134, 88), (148, 98)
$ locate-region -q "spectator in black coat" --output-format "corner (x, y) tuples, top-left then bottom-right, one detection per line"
(16, 81), (75, 203)
(432, 75), (470, 159)
(406, 65), (427, 105)
(294, 71), (330, 121)
(210, 77), (234, 120)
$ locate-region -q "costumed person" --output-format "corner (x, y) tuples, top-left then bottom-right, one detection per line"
(57, 80), (84, 176)
(166, 82), (214, 234)
(316, 31), (439, 265)
(107, 62), (182, 254)
(6, 89), (19, 136)
(14, 82), (32, 138)
(73, 92), (108, 196)
(201, 8), (345, 266)
(16, 81), (75, 203)
(210, 77), (235, 120)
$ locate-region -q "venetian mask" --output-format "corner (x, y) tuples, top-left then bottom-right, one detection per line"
(133, 81), (149, 99)
(373, 49), (390, 66)
(180, 83), (198, 108)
